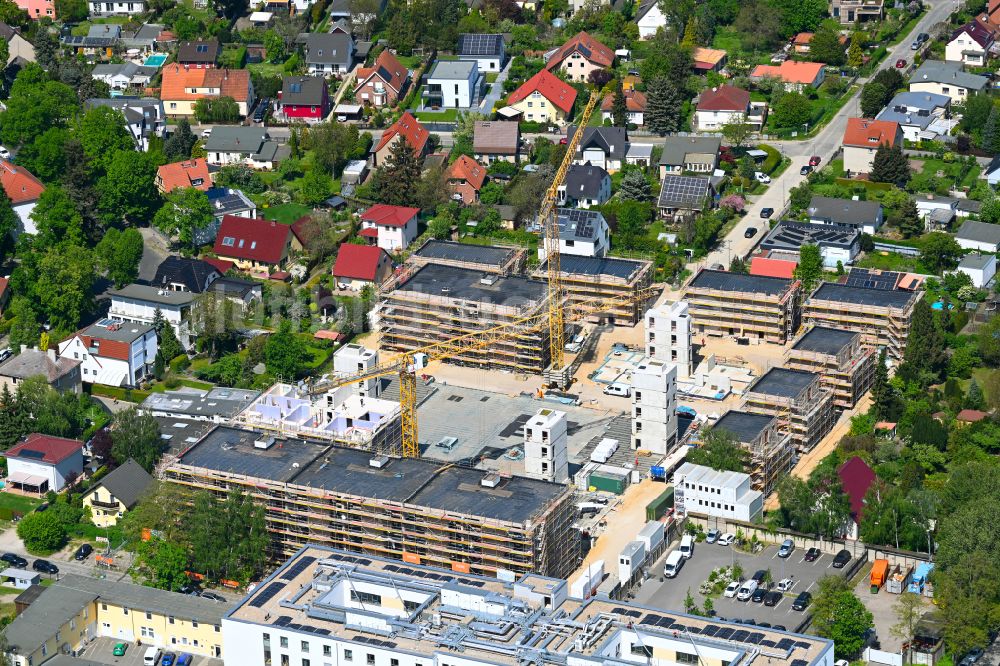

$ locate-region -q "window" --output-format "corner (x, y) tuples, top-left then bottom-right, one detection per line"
(367, 655), (375, 665)
(123, 607), (129, 615)
(391, 660), (399, 666)
(344, 650), (353, 661)
(302, 642), (310, 653)
(282, 656), (290, 666)
(168, 616), (175, 625)
(350, 590), (382, 605)
(193, 621), (199, 628)
(222, 236), (236, 246)
(677, 653), (699, 665)
(280, 637), (289, 649)
(303, 661), (311, 666)
(324, 646), (332, 657)
(146, 612), (153, 620)
(630, 645), (652, 658)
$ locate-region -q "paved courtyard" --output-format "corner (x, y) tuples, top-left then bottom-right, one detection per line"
(78, 637), (222, 666)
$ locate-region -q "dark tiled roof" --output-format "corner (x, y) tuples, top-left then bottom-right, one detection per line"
(89, 458), (154, 509)
(152, 256), (221, 294)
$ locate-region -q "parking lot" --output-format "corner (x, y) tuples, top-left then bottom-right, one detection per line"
(78, 637), (222, 666)
(634, 538), (857, 630)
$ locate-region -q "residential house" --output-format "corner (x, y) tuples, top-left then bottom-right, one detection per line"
(0, 347), (82, 395)
(635, 0), (665, 38)
(760, 220), (861, 268)
(152, 256), (222, 293)
(842, 117), (902, 176)
(57, 320), (157, 387)
(457, 33), (505, 72)
(838, 456), (877, 540)
(600, 89), (647, 126)
(89, 0), (145, 15)
(121, 22), (169, 54)
(557, 163), (611, 208)
(358, 204), (420, 252)
(159, 63), (255, 117)
(446, 155), (487, 205)
(13, 0), (53, 20)
(207, 186), (256, 220)
(354, 49), (409, 108)
(0, 160), (44, 236)
(957, 220), (1000, 252)
(277, 75), (331, 123)
(830, 0), (883, 23)
(209, 277), (263, 312)
(91, 62), (156, 92)
(750, 60), (826, 91)
(544, 31), (615, 83)
(975, 0), (1000, 37)
(3, 434), (83, 495)
(984, 155), (1000, 186)
(84, 98), (165, 151)
(807, 196), (884, 234)
(946, 22), (993, 65)
(539, 208), (610, 259)
(657, 174), (713, 219)
(333, 244), (393, 290)
(507, 69), (578, 125)
(62, 24), (120, 58)
(658, 135), (722, 177)
(108, 285), (197, 349)
(177, 39), (220, 68)
(424, 60), (480, 108)
(695, 85), (767, 132)
(212, 215), (302, 274)
(875, 91), (952, 142)
(957, 253), (997, 288)
(0, 22), (36, 64)
(910, 60), (989, 102)
(569, 126), (628, 172)
(792, 32), (813, 54)
(303, 30), (355, 76)
(156, 158), (211, 193)
(372, 112), (430, 167)
(81, 459), (154, 528)
(204, 126), (282, 169)
(692, 47), (727, 74)
(915, 194), (962, 230)
(473, 121), (520, 163)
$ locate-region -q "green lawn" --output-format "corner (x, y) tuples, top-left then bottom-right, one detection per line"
(0, 493), (42, 515)
(414, 108), (459, 121)
(259, 203), (313, 224)
(971, 368), (1000, 403)
(485, 73), (499, 83)
(247, 61), (288, 78)
(711, 28), (742, 54)
(148, 378), (215, 393)
(397, 55), (423, 69)
(856, 250), (929, 273)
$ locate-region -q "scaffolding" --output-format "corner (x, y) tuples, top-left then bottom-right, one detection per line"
(802, 295), (917, 361)
(533, 258), (654, 326)
(742, 377), (836, 452)
(744, 419), (795, 496)
(784, 336), (878, 410)
(683, 280), (802, 343)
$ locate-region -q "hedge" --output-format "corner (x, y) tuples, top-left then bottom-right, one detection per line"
(835, 177), (893, 191)
(759, 144), (782, 174)
(169, 354), (191, 373)
(91, 385), (151, 403)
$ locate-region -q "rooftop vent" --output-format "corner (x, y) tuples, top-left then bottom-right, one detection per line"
(481, 472), (502, 488)
(480, 275), (498, 286)
(254, 435), (276, 449)
(369, 455), (390, 468)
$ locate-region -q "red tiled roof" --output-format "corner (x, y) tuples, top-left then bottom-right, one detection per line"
(793, 32), (814, 45)
(160, 63), (252, 103)
(314, 329), (345, 341)
(751, 61), (825, 85)
(750, 256), (797, 279)
(355, 49), (409, 96)
(697, 85), (750, 112)
(957, 408), (989, 422)
(374, 111), (430, 155)
(837, 456), (876, 522)
(156, 158), (211, 192)
(545, 31), (614, 70)
(843, 118), (900, 148)
(5, 433), (82, 465)
(212, 215), (292, 265)
(360, 204), (420, 228)
(359, 227), (379, 238)
(446, 155), (486, 191)
(333, 244), (390, 281)
(202, 257), (234, 274)
(601, 89), (647, 112)
(0, 277), (9, 301)
(508, 69), (578, 114)
(0, 160), (44, 204)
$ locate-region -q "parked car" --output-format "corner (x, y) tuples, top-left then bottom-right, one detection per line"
(751, 587), (767, 603)
(737, 580), (758, 601)
(800, 165), (812, 175)
(804, 547), (821, 562)
(176, 654), (193, 666)
(253, 98), (270, 123)
(809, 155), (821, 167)
(764, 591), (783, 607)
(161, 654), (177, 666)
(792, 591), (812, 611)
(0, 347), (11, 363)
(832, 549), (852, 568)
(959, 648), (985, 666)
(895, 58), (907, 68)
(724, 580), (741, 598)
(777, 578), (795, 592)
(744, 227), (758, 238)
(32, 559), (58, 574)
(718, 532), (736, 546)
(113, 643), (128, 657)
(1, 552), (27, 568)
(751, 569), (767, 584)
(760, 207), (774, 219)
(74, 543), (93, 561)
(201, 591), (226, 602)
(706, 528), (720, 543)
(778, 539), (794, 558)
(755, 172), (771, 184)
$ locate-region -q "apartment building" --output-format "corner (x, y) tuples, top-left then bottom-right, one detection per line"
(673, 461), (764, 522)
(222, 547), (834, 666)
(378, 263), (550, 374)
(165, 427), (577, 577)
(534, 255), (653, 326)
(743, 368), (835, 452)
(631, 358), (678, 455)
(785, 326), (877, 410)
(683, 269), (801, 343)
(802, 281), (920, 360)
(408, 240), (527, 276)
(644, 301), (692, 378)
(711, 410), (793, 496)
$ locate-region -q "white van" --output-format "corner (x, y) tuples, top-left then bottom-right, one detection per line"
(604, 382), (631, 397)
(144, 647), (162, 666)
(663, 550), (684, 578)
(736, 580), (758, 601)
(679, 534), (694, 559)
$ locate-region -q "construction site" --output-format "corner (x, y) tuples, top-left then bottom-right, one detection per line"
(741, 367), (836, 452)
(682, 269), (802, 343)
(534, 255), (654, 326)
(711, 410), (794, 496)
(784, 326), (878, 410)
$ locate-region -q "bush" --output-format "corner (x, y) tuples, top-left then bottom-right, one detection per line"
(0, 507), (12, 521)
(760, 144), (781, 174)
(169, 354), (191, 372)
(17, 511), (68, 554)
(90, 385), (152, 403)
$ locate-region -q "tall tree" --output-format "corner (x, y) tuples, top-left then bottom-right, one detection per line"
(919, 231), (962, 274)
(163, 117), (197, 161)
(721, 113), (753, 149)
(794, 244), (823, 294)
(685, 428), (749, 472)
(860, 82), (888, 118)
(61, 140), (102, 242)
(76, 106), (135, 170)
(32, 245), (97, 334)
(733, 0), (784, 53)
(811, 576), (875, 659)
(870, 143), (910, 185)
(618, 170), (652, 201)
(98, 151), (160, 226)
(611, 81), (628, 128)
(0, 65), (77, 146)
(0, 188), (18, 258)
(30, 185), (85, 251)
(371, 139), (422, 206)
(110, 407), (163, 472)
(847, 33), (864, 68)
(95, 227), (144, 287)
(644, 77), (681, 136)
(809, 23), (846, 66)
(900, 297), (947, 384)
(153, 187), (213, 251)
(892, 198), (923, 238)
(871, 349), (900, 421)
(265, 320), (308, 380)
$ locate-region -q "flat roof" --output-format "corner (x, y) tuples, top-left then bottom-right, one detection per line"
(142, 387), (260, 419)
(749, 367), (818, 399)
(179, 426), (324, 483)
(688, 269), (794, 296)
(109, 283), (198, 307)
(395, 263), (546, 307)
(553, 254), (647, 280)
(712, 411), (775, 444)
(959, 253), (995, 270)
(810, 282), (916, 308)
(761, 220), (859, 251)
(414, 240), (515, 267)
(792, 326), (859, 356)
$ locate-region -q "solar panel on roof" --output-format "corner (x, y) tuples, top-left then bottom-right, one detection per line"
(760, 639), (776, 648)
(250, 582), (285, 608)
(776, 638), (795, 651)
(731, 630), (750, 642)
(747, 632), (765, 644)
(459, 33), (501, 56)
(273, 615), (292, 625)
(795, 642), (812, 650)
(715, 628), (735, 640)
(792, 658), (810, 666)
(19, 449), (45, 459)
(701, 625), (720, 636)
(281, 555), (316, 580)
(641, 613), (663, 625)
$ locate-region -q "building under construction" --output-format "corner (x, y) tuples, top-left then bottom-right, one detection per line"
(711, 410), (794, 496)
(409, 239), (528, 275)
(683, 269), (801, 343)
(785, 326), (877, 410)
(802, 281), (920, 360)
(377, 262), (550, 374)
(742, 368), (835, 452)
(164, 426), (578, 578)
(534, 255), (654, 326)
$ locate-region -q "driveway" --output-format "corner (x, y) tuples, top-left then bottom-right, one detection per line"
(138, 226), (171, 282)
(479, 59), (512, 115)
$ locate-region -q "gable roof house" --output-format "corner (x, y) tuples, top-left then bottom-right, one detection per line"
(354, 49), (409, 108)
(333, 244), (393, 290)
(807, 196), (884, 234)
(507, 69), (578, 126)
(62, 23), (120, 57)
(277, 75), (331, 123)
(358, 204), (420, 252)
(3, 433), (83, 495)
(658, 135), (722, 177)
(544, 31), (614, 83)
(657, 174), (713, 219)
(152, 256), (222, 293)
(0, 347), (82, 395)
(84, 98), (165, 151)
(957, 219), (1000, 253)
(909, 60), (989, 102)
(600, 89), (647, 126)
(569, 126), (629, 172)
(177, 39), (220, 68)
(91, 61), (156, 91)
(457, 33), (506, 72)
(473, 120), (520, 163)
(81, 458), (154, 528)
(88, 0), (147, 17)
(446, 155), (487, 205)
(875, 91), (953, 142)
(691, 47), (727, 73)
(373, 111), (430, 167)
(159, 63), (255, 117)
(946, 22), (994, 66)
(212, 215), (303, 274)
(304, 31), (355, 75)
(13, 0), (54, 20)
(694, 85), (766, 132)
(557, 163), (611, 209)
(156, 158), (212, 193)
(750, 60), (826, 91)
(842, 117), (902, 176)
(0, 22), (36, 65)
(57, 319), (157, 387)
(204, 126), (282, 169)
(0, 160), (44, 235)
(635, 0), (666, 38)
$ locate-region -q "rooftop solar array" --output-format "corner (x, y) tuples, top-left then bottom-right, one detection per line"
(844, 268), (902, 290)
(383, 563), (486, 588)
(762, 220), (859, 251)
(458, 33), (503, 56)
(249, 581), (285, 608)
(354, 635), (398, 648)
(281, 555), (317, 580)
(658, 175), (711, 209)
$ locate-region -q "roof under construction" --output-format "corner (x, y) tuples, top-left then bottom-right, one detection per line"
(688, 269), (794, 296)
(792, 326), (858, 356)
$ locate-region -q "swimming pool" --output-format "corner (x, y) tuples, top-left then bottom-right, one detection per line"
(144, 53), (167, 67)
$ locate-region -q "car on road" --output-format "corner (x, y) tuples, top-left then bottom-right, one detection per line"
(718, 532), (735, 546)
(744, 227), (758, 238)
(736, 580), (758, 601)
(760, 207), (774, 219)
(74, 543), (93, 561)
(755, 172), (771, 184)
(832, 549), (852, 568)
(764, 591), (783, 607)
(792, 591), (812, 611)
(253, 98), (270, 123)
(751, 587), (767, 603)
(161, 654), (177, 666)
(724, 581), (741, 598)
(706, 529), (720, 543)
(959, 648), (984, 666)
(32, 559), (58, 574)
(809, 155), (821, 167)
(804, 547), (821, 562)
(1, 553), (27, 568)
(113, 643), (128, 657)
(895, 58), (907, 68)
(201, 591), (226, 602)
(750, 569), (767, 584)
(799, 165), (812, 175)
(778, 539), (794, 558)
(777, 578), (795, 592)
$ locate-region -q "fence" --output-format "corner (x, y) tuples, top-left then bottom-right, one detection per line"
(873, 241), (922, 257)
(865, 647), (905, 666)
